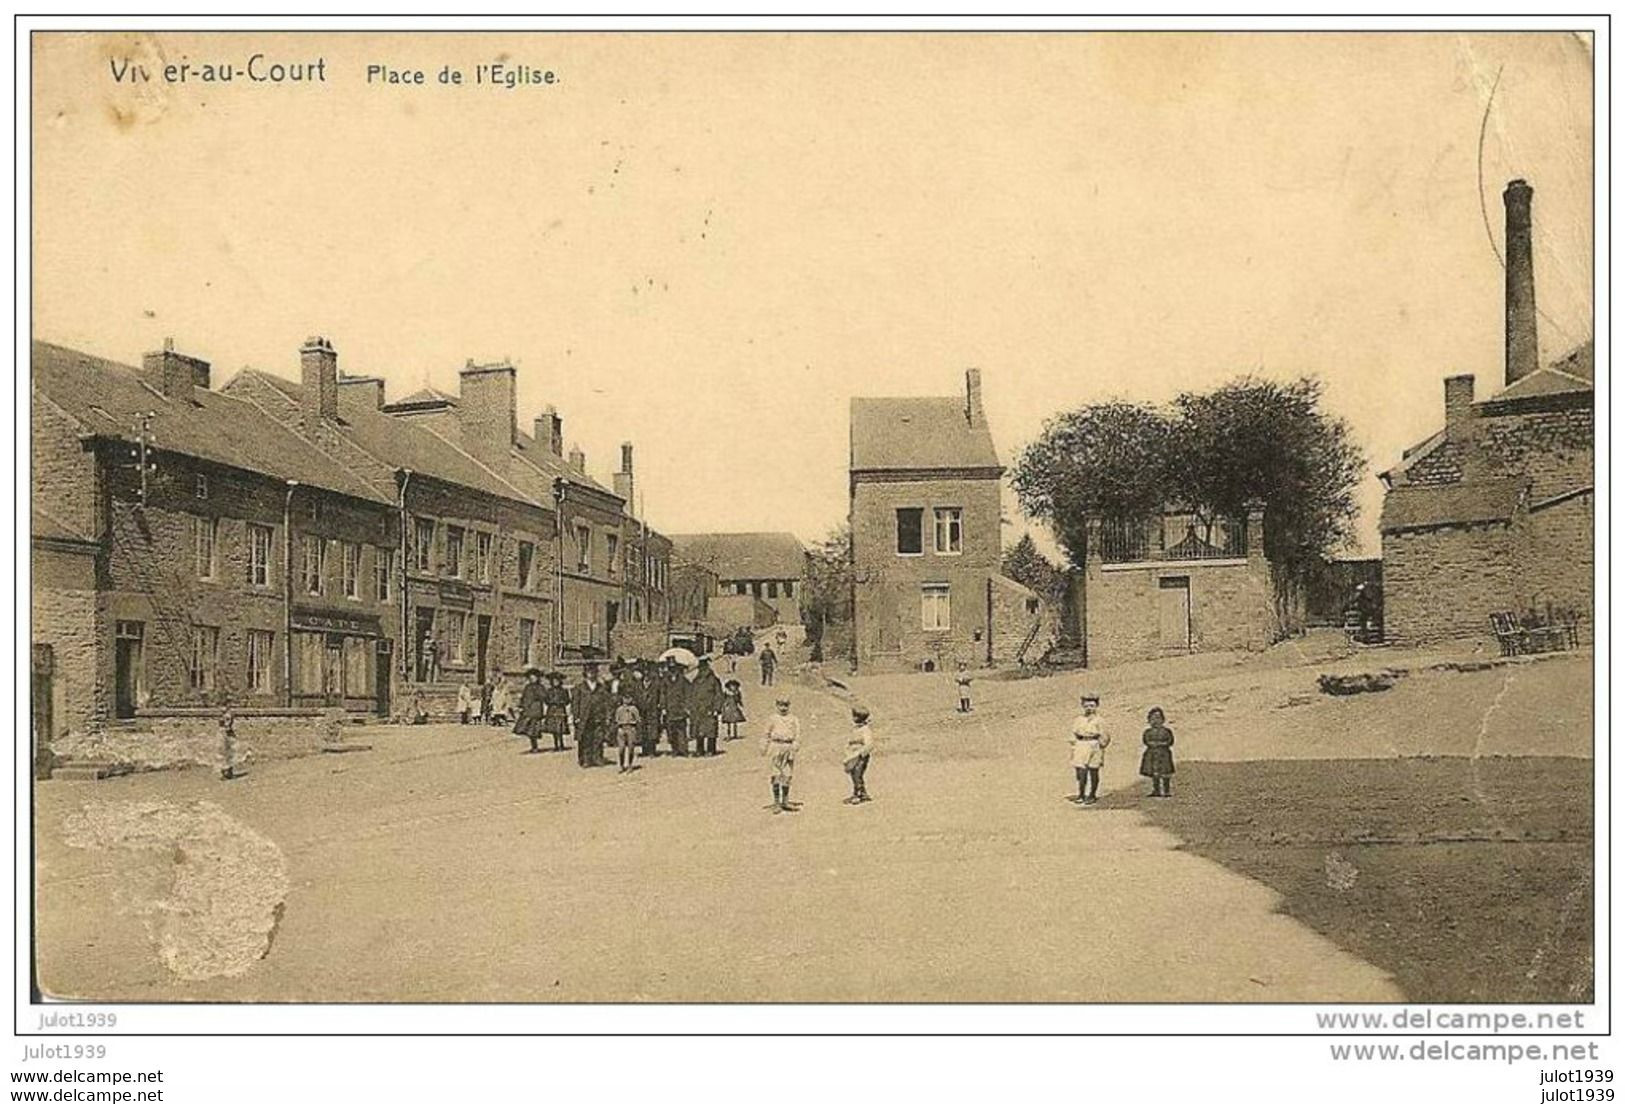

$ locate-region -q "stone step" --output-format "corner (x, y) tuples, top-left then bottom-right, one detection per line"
(47, 762), (133, 782)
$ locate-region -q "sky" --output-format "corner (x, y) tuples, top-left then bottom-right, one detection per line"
(31, 32), (1593, 558)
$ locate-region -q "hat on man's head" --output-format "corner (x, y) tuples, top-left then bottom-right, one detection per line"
(1081, 693), (1101, 705)
(546, 671), (564, 683)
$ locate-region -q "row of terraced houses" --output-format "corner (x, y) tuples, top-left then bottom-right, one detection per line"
(31, 335), (684, 743)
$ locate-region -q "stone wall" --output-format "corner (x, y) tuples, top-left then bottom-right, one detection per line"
(1083, 558), (1276, 668)
(988, 574), (1058, 666)
(32, 560), (106, 737)
(51, 709), (345, 772)
(1381, 520), (1524, 646)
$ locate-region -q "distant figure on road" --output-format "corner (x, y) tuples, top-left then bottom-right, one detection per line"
(480, 677), (495, 724)
(410, 690), (429, 725)
(955, 664), (973, 713)
(691, 657), (725, 757)
(457, 680), (476, 725)
(761, 696), (802, 813)
(514, 668), (547, 754)
(843, 705), (874, 805)
(571, 663), (613, 768)
(663, 662), (691, 757)
(1070, 694), (1109, 806)
(541, 671), (572, 753)
(489, 678), (512, 726)
(1140, 706), (1176, 799)
(759, 644), (777, 687)
(613, 690), (642, 774)
(720, 678), (747, 740)
(218, 702), (238, 781)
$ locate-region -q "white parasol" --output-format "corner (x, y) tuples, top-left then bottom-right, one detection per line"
(658, 647), (700, 668)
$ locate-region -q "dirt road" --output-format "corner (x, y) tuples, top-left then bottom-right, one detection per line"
(37, 649), (1586, 1002)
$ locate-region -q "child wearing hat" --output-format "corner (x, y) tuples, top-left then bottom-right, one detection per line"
(955, 663), (973, 714)
(720, 678), (747, 740)
(514, 669), (547, 754)
(761, 696), (802, 813)
(1070, 693), (1110, 805)
(1140, 706), (1176, 798)
(843, 705), (875, 804)
(540, 671), (572, 753)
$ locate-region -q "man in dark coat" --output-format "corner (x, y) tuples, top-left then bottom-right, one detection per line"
(759, 644), (777, 687)
(570, 662), (613, 768)
(690, 656), (725, 757)
(628, 663), (660, 758)
(662, 662), (691, 757)
(514, 668), (547, 754)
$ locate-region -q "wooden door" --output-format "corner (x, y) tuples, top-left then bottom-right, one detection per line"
(1158, 576), (1191, 652)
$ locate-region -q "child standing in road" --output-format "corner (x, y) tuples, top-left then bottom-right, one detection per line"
(1070, 694), (1109, 805)
(721, 678), (747, 740)
(843, 705), (875, 804)
(1140, 706), (1176, 798)
(218, 702), (238, 781)
(613, 691), (642, 774)
(761, 697), (802, 813)
(955, 663), (973, 714)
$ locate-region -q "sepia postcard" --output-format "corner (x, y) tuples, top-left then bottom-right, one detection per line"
(25, 27), (1597, 1015)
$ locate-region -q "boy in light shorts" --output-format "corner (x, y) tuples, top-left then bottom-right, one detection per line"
(1070, 693), (1109, 805)
(761, 697), (802, 814)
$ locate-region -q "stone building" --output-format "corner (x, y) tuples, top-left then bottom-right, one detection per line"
(848, 370), (1046, 672)
(1379, 180), (1594, 647)
(1075, 506), (1278, 667)
(383, 378), (658, 662)
(32, 340), (400, 740)
(223, 342), (560, 705)
(667, 532), (807, 625)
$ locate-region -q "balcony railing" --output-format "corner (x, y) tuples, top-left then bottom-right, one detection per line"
(1098, 516), (1248, 564)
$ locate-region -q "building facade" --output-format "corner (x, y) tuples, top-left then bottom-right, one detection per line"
(383, 378), (660, 663)
(223, 342), (560, 707)
(1076, 507), (1277, 667)
(849, 370), (1025, 672)
(1379, 180), (1594, 647)
(33, 340), (400, 738)
(667, 532), (807, 625)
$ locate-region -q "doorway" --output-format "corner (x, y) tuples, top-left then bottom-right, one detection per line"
(114, 620), (145, 719)
(323, 635), (344, 706)
(475, 616), (491, 683)
(375, 639), (393, 717)
(1158, 576), (1192, 652)
(32, 645), (53, 779)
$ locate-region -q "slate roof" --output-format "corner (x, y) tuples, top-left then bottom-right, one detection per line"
(513, 426), (617, 498)
(668, 532), (808, 580)
(229, 369), (539, 506)
(850, 396), (1001, 472)
(1379, 479), (1524, 534)
(33, 342), (391, 505)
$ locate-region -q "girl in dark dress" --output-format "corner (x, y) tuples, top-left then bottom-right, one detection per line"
(720, 678), (747, 740)
(540, 671), (572, 753)
(514, 669), (547, 754)
(1139, 706), (1175, 798)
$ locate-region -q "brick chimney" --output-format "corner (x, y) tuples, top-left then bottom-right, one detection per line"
(614, 442), (634, 507)
(568, 445), (586, 474)
(142, 338), (209, 401)
(1504, 179), (1539, 387)
(300, 337), (339, 425)
(1444, 374), (1475, 428)
(533, 405), (564, 457)
(966, 368), (985, 428)
(338, 373), (385, 413)
(457, 358), (517, 470)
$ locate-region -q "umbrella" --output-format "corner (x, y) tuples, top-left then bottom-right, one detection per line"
(658, 647), (699, 669)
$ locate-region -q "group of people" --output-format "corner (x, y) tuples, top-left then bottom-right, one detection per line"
(1068, 693), (1177, 804)
(509, 656), (750, 772)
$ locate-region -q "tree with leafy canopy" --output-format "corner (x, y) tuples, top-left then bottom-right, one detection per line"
(1009, 401), (1177, 565)
(1011, 377), (1365, 599)
(1001, 533), (1066, 603)
(800, 524), (853, 662)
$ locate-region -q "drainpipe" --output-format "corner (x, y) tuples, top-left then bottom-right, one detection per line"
(552, 478), (566, 664)
(283, 481), (299, 708)
(398, 470), (413, 681)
